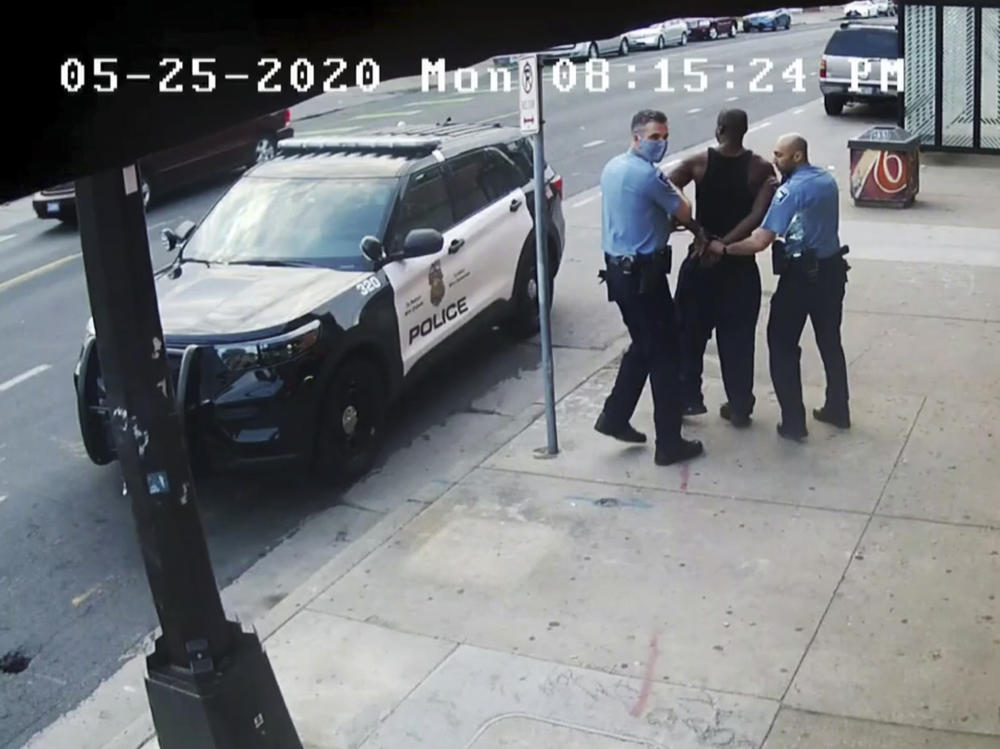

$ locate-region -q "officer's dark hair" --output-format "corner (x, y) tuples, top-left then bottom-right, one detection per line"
(631, 109), (667, 135)
(717, 109), (748, 139)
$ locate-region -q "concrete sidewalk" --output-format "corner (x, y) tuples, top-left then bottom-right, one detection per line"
(28, 96), (1000, 748)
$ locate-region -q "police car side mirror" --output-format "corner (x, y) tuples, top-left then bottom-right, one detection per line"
(162, 220), (196, 252)
(360, 235), (385, 264)
(402, 228), (444, 259)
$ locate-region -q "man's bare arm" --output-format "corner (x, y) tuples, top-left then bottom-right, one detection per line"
(666, 156), (700, 190)
(719, 161), (779, 244)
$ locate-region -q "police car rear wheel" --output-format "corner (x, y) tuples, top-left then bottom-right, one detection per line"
(316, 357), (386, 483)
(505, 239), (554, 338)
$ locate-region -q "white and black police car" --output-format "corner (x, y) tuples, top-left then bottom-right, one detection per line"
(74, 122), (566, 482)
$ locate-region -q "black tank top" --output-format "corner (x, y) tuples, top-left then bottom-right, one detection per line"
(695, 148), (756, 239)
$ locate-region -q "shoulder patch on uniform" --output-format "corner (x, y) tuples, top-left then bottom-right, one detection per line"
(655, 169), (674, 187)
(775, 185), (790, 204)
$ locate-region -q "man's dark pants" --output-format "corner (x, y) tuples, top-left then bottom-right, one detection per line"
(767, 254), (850, 431)
(675, 254), (762, 417)
(601, 255), (684, 450)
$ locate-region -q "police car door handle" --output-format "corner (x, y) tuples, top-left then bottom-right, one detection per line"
(448, 238), (465, 254)
(509, 198), (522, 212)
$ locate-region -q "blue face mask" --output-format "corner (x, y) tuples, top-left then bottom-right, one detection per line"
(636, 137), (668, 163)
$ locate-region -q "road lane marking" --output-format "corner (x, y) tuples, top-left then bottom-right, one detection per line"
(726, 96), (739, 101)
(352, 110), (423, 120)
(0, 495), (6, 505)
(582, 139), (605, 148)
(687, 107), (702, 114)
(747, 121), (772, 133)
(569, 194), (600, 208)
(0, 254), (81, 294)
(300, 125), (363, 135)
(72, 584), (102, 608)
(793, 108), (804, 114)
(147, 220), (171, 230)
(0, 364), (51, 393)
(0, 234), (15, 243)
(405, 96), (474, 106)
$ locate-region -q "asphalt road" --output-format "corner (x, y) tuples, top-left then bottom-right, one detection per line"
(0, 17), (851, 748)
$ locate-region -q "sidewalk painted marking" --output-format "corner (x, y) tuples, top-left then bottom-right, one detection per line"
(569, 194), (600, 208)
(747, 121), (773, 133)
(726, 96), (739, 101)
(582, 139), (605, 148)
(629, 633), (661, 718)
(352, 110), (422, 120)
(0, 364), (51, 393)
(0, 254), (80, 294)
(687, 107), (702, 114)
(0, 234), (15, 243)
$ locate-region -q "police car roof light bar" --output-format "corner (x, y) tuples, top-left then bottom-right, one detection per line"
(277, 136), (443, 155)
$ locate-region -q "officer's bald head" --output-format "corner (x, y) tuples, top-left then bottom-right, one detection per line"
(773, 133), (809, 176)
(716, 109), (748, 144)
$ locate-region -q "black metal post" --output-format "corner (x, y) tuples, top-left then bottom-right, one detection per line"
(75, 165), (302, 749)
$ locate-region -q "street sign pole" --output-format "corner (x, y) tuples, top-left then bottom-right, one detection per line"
(518, 53), (558, 455)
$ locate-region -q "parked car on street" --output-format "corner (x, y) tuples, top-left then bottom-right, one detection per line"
(74, 123), (566, 483)
(743, 8), (792, 31)
(539, 34), (631, 62)
(625, 19), (690, 49)
(820, 22), (902, 115)
(33, 109), (294, 223)
(683, 17), (739, 41)
(843, 0), (880, 18)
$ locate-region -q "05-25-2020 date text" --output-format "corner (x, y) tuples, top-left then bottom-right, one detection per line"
(58, 55), (905, 96)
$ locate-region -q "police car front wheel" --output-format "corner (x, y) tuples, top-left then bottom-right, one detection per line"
(315, 357), (387, 483)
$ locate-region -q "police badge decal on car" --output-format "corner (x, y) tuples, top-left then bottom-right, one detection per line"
(428, 260), (446, 306)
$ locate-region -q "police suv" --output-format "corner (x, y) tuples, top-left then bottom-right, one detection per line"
(74, 123), (566, 482)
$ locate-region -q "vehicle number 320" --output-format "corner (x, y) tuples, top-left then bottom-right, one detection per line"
(356, 276), (382, 296)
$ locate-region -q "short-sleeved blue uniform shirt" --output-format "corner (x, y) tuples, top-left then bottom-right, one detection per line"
(600, 149), (683, 258)
(762, 164), (841, 259)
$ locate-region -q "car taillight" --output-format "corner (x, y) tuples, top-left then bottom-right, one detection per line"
(284, 109), (290, 126)
(820, 59), (827, 78)
(550, 174), (563, 198)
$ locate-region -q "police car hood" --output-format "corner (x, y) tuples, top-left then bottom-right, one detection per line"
(152, 261), (369, 338)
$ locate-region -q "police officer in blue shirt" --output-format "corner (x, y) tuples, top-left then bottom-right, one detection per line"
(702, 133), (850, 441)
(594, 109), (704, 465)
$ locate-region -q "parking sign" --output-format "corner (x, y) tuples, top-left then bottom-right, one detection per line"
(518, 55), (540, 134)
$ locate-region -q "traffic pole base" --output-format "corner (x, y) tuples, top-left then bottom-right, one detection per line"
(145, 623), (303, 749)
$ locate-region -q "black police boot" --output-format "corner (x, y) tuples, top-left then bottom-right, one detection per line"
(654, 438), (704, 465)
(682, 400), (707, 416)
(719, 402), (751, 428)
(594, 412), (647, 443)
(813, 407), (851, 429)
(776, 422), (808, 442)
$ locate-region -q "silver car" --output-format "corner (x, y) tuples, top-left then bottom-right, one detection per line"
(625, 19), (690, 50)
(819, 22), (901, 115)
(539, 34), (630, 62)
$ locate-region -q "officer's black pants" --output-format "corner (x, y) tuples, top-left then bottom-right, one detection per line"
(602, 258), (683, 449)
(767, 255), (850, 431)
(675, 254), (762, 416)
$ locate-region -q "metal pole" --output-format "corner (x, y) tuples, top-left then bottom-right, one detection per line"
(531, 71), (558, 455)
(75, 165), (301, 749)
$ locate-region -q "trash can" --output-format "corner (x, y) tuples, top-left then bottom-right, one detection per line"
(847, 125), (920, 208)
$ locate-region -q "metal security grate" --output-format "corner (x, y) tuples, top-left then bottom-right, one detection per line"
(983, 8), (1000, 150)
(941, 5), (977, 148)
(904, 5), (937, 146)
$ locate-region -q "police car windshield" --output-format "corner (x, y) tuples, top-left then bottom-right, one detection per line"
(182, 176), (396, 271)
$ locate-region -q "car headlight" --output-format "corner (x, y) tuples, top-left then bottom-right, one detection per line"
(215, 320), (322, 373)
